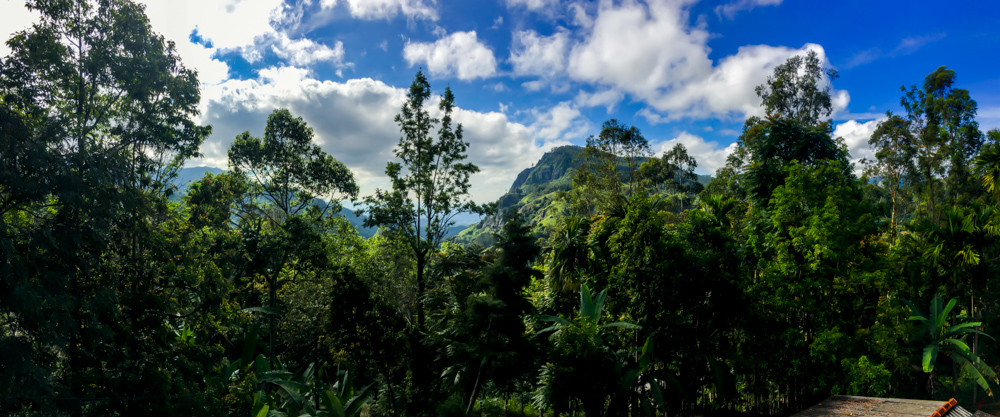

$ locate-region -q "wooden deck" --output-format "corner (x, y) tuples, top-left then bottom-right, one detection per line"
(794, 396), (972, 417)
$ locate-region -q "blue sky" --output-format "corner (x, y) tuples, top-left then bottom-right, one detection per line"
(2, 0), (999, 203)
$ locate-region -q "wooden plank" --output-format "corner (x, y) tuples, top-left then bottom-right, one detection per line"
(795, 396), (952, 417)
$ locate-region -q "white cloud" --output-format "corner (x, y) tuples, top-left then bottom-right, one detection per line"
(575, 89), (624, 112)
(502, 1), (847, 121)
(194, 67), (547, 202)
(567, 2), (594, 28)
(893, 33), (946, 55)
(646, 43), (847, 120)
(833, 118), (884, 170)
(403, 31), (497, 80)
(568, 0), (713, 96)
(527, 101), (592, 143)
(509, 29), (569, 78)
(270, 34), (348, 67)
(143, 0), (281, 51)
(322, 0), (438, 21)
(1, 0), (274, 84)
(637, 108), (667, 125)
(488, 82), (509, 92)
(506, 0), (560, 11)
(714, 0), (782, 19)
(650, 132), (736, 175)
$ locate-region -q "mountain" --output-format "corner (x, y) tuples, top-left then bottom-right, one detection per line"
(450, 145), (584, 246)
(170, 167), (471, 239)
(449, 145), (713, 246)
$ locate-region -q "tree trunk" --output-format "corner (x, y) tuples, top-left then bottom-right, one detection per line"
(416, 253), (426, 331)
(466, 362), (485, 416)
(382, 364), (401, 417)
(269, 274), (277, 369)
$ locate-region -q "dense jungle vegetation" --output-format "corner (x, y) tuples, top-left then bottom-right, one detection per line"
(3, 1), (1000, 416)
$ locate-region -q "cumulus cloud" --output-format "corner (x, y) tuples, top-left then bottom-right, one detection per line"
(650, 132), (737, 175)
(527, 101), (592, 142)
(0, 0), (276, 84)
(508, 1), (846, 121)
(193, 67), (548, 202)
(833, 118), (884, 170)
(269, 34), (349, 68)
(567, 0), (712, 95)
(509, 29), (569, 78)
(714, 0), (782, 20)
(403, 31), (497, 80)
(321, 0), (438, 21)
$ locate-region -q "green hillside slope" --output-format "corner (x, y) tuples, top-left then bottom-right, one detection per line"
(450, 145), (712, 246)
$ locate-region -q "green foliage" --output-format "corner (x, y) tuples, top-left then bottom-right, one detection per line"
(253, 362), (374, 417)
(535, 284), (640, 417)
(228, 108), (358, 222)
(754, 49), (838, 125)
(906, 296), (997, 396)
(573, 119), (652, 215)
(840, 356), (892, 397)
(7, 6), (1000, 416)
(973, 129), (1000, 201)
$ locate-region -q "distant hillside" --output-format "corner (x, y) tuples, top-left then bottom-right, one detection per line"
(449, 145), (712, 247)
(170, 167), (470, 239)
(450, 146), (583, 246)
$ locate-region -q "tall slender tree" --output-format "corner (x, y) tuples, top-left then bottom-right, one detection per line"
(362, 71), (488, 417)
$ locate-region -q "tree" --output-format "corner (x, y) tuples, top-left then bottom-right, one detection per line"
(545, 216), (592, 302)
(229, 109), (358, 222)
(973, 129), (1000, 202)
(898, 67), (984, 218)
(362, 71), (486, 331)
(866, 112), (917, 239)
(362, 71), (487, 416)
(574, 119), (652, 215)
(755, 49), (838, 126)
(227, 108), (358, 367)
(1, 0), (214, 414)
(432, 212), (541, 415)
(662, 144), (701, 210)
(536, 284), (640, 417)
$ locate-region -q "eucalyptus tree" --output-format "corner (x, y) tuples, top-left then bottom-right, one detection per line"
(898, 67), (984, 218)
(637, 144), (700, 211)
(867, 112), (918, 239)
(754, 50), (838, 126)
(227, 108), (359, 366)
